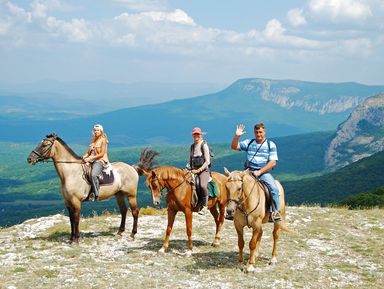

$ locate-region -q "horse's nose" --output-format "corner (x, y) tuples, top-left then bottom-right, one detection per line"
(153, 200), (160, 206)
(27, 157), (33, 164)
(225, 208), (234, 220)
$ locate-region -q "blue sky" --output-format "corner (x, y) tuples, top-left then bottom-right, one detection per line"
(1, 0), (383, 87)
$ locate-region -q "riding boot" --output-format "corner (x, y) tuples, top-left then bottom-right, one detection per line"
(90, 175), (100, 201)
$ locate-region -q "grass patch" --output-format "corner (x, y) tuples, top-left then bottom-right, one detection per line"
(140, 206), (167, 216)
(13, 267), (27, 273)
(33, 269), (59, 278)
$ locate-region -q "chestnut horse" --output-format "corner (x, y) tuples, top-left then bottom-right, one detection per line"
(224, 168), (289, 271)
(27, 133), (158, 243)
(143, 166), (227, 255)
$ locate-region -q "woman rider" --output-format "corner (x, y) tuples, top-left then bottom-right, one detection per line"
(83, 124), (110, 201)
(188, 127), (211, 215)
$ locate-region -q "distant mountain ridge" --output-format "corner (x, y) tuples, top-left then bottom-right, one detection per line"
(325, 93), (384, 170)
(238, 79), (375, 114)
(1, 78), (384, 145)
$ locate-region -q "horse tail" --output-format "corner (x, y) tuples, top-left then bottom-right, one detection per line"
(277, 220), (292, 233)
(133, 147), (160, 176)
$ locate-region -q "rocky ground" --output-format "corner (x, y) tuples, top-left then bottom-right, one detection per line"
(0, 206), (383, 289)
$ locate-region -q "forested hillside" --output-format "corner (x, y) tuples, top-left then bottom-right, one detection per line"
(284, 150), (384, 205)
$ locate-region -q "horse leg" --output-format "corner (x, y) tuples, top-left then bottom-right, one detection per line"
(127, 195), (139, 239)
(210, 201), (223, 247)
(159, 208), (177, 253)
(184, 208), (193, 255)
(270, 224), (280, 265)
(114, 192), (127, 236)
(66, 206), (75, 242)
(234, 221), (245, 267)
(247, 221), (262, 272)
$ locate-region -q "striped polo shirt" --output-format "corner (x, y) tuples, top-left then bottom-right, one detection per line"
(239, 138), (278, 170)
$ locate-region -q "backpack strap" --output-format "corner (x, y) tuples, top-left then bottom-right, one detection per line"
(200, 140), (207, 159)
(246, 138), (255, 152)
(189, 144), (194, 168)
(246, 138), (271, 152)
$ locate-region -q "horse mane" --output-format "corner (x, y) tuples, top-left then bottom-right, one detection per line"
(51, 135), (82, 160)
(154, 166), (185, 180)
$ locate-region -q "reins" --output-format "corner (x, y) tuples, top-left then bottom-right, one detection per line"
(153, 171), (191, 194)
(228, 172), (261, 228)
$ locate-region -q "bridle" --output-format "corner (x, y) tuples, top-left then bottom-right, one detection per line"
(226, 172), (261, 227)
(149, 171), (192, 197)
(31, 137), (83, 164)
(31, 137), (56, 163)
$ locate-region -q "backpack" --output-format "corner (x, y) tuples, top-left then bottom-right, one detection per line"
(190, 140), (214, 169)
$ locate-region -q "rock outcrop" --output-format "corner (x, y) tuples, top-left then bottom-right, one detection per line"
(325, 93), (384, 169)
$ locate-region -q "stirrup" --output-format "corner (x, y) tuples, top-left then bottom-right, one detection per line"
(271, 211), (282, 222)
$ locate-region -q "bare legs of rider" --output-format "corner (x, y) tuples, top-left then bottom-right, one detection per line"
(90, 160), (104, 201)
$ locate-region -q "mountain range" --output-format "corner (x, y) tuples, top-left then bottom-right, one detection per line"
(1, 78), (384, 146)
(325, 93), (384, 170)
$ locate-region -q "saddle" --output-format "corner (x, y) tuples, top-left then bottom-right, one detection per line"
(250, 175), (275, 212)
(83, 163), (115, 186)
(260, 180), (274, 212)
(190, 175), (218, 210)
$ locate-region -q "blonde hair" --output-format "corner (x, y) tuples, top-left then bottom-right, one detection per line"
(92, 126), (109, 142)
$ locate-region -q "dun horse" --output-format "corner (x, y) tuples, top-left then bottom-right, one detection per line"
(27, 133), (158, 243)
(143, 166), (227, 254)
(224, 168), (289, 271)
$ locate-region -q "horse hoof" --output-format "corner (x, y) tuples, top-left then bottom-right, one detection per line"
(158, 247), (166, 254)
(246, 264), (255, 273)
(269, 257), (277, 266)
(70, 239), (79, 245)
(130, 233), (135, 240)
(211, 240), (220, 247)
(185, 250), (192, 257)
(116, 231), (124, 237)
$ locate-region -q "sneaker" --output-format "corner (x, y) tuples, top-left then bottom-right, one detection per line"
(198, 206), (209, 216)
(271, 211), (282, 222)
(88, 193), (95, 202)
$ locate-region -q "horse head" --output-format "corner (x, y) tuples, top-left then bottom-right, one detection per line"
(27, 133), (58, 165)
(143, 169), (164, 206)
(224, 167), (248, 220)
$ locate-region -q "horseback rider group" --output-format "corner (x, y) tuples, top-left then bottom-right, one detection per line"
(83, 122), (282, 222)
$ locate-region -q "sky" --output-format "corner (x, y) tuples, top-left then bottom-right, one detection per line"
(1, 0), (384, 87)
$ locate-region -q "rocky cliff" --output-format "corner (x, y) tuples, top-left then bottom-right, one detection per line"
(235, 78), (384, 114)
(325, 93), (384, 169)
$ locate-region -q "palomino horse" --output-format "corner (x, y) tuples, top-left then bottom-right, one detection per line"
(27, 133), (159, 243)
(143, 166), (227, 255)
(224, 168), (289, 271)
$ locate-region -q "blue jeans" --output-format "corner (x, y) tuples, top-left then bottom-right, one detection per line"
(259, 173), (279, 212)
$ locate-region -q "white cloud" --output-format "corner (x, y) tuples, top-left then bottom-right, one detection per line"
(46, 16), (91, 42)
(263, 19), (286, 38)
(287, 8), (306, 27)
(141, 9), (196, 26)
(309, 0), (372, 21)
(7, 2), (32, 22)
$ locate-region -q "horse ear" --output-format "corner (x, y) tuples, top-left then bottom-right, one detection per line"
(224, 167), (231, 176)
(240, 169), (248, 179)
